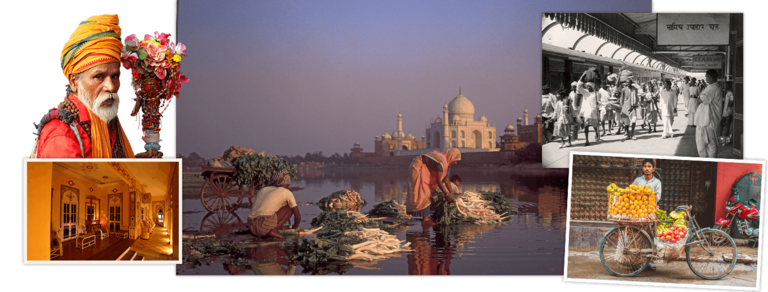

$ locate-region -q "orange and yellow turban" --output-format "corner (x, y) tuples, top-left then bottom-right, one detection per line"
(60, 14), (122, 78)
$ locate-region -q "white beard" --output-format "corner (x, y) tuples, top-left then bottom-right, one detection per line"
(76, 84), (120, 122)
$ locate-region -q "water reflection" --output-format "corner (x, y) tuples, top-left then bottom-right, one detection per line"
(200, 211), (245, 236)
(180, 167), (569, 275)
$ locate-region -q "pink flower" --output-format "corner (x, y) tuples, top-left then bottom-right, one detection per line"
(142, 41), (166, 64)
(168, 41), (187, 56)
(125, 34), (140, 50)
(143, 34), (154, 41)
(120, 49), (138, 69)
(166, 73), (189, 98)
(154, 31), (172, 46)
(155, 67), (166, 80)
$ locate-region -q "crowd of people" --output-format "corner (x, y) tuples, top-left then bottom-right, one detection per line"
(542, 68), (735, 158)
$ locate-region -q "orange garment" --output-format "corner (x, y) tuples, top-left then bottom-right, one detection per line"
(61, 14), (122, 78)
(37, 95), (134, 158)
(407, 149), (461, 212)
(88, 109), (135, 158)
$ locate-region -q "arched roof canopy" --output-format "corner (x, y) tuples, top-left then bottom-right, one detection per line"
(612, 48), (631, 60)
(573, 35), (610, 55)
(542, 18), (585, 49)
(542, 14), (683, 72)
(597, 43), (620, 58)
(623, 51), (640, 62)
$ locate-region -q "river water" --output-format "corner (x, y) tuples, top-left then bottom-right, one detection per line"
(177, 167), (568, 275)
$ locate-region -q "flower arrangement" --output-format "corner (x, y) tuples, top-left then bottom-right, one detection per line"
(121, 32), (188, 99)
(120, 32), (188, 154)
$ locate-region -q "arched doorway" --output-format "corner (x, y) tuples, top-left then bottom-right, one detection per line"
(402, 145), (408, 150)
(433, 131), (441, 148)
(473, 130), (482, 149)
(389, 151), (395, 157)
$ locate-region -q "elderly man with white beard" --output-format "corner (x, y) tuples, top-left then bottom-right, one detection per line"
(33, 15), (159, 158)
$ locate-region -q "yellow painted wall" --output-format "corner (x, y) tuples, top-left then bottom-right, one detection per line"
(51, 171), (100, 242)
(27, 162), (53, 261)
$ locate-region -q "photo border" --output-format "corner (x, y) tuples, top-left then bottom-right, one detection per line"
(23, 158), (183, 265)
(563, 151), (764, 290)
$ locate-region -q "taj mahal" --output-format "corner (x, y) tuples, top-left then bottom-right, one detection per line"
(351, 89), (499, 157)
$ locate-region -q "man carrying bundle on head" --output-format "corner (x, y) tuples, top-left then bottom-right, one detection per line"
(576, 79), (601, 146)
(248, 170), (301, 239)
(32, 14), (158, 158)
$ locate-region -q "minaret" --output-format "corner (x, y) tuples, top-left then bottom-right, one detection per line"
(524, 109), (529, 126)
(395, 114), (403, 153)
(443, 104), (450, 150)
(517, 117), (522, 135)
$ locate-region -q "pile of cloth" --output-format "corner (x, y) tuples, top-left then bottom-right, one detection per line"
(431, 191), (516, 225)
(317, 190), (367, 212)
(367, 200), (412, 220)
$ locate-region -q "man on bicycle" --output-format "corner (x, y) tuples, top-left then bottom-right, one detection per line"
(630, 158), (663, 270)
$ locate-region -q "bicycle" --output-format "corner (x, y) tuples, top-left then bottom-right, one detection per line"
(599, 205), (738, 280)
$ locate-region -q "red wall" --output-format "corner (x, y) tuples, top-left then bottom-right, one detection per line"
(714, 162), (763, 225)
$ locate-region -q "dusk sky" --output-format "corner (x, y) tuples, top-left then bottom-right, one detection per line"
(177, 0), (651, 159)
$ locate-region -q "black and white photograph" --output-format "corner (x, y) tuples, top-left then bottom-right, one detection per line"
(541, 13), (743, 168)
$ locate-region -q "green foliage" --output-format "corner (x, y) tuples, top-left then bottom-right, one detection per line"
(290, 230), (365, 274)
(233, 154), (297, 187)
(310, 210), (386, 232)
(317, 190), (368, 207)
(430, 191), (516, 225)
(366, 200), (406, 218)
(430, 191), (479, 225)
(182, 237), (253, 268)
(479, 191), (517, 217)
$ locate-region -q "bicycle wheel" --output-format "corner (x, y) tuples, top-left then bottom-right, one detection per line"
(599, 226), (653, 277)
(711, 223), (731, 244)
(686, 229), (738, 280)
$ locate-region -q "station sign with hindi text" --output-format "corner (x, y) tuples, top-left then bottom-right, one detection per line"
(693, 55), (722, 70)
(657, 13), (730, 45)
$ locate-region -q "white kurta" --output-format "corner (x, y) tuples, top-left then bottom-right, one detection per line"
(694, 82), (723, 157)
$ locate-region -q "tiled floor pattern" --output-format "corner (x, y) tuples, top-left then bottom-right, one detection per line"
(130, 227), (174, 260)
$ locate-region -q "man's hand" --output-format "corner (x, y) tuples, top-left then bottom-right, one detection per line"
(445, 194), (456, 204)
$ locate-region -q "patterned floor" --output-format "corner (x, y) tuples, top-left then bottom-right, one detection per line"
(130, 227), (175, 260)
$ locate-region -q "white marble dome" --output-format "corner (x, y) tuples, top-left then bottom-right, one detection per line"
(406, 133), (415, 139)
(382, 132), (391, 140)
(505, 124), (514, 131)
(448, 92), (475, 120)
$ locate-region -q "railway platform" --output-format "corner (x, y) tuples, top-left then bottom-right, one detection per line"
(542, 97), (739, 168)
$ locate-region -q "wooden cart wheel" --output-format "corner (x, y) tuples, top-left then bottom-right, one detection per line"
(201, 174), (243, 212)
(200, 210), (243, 235)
